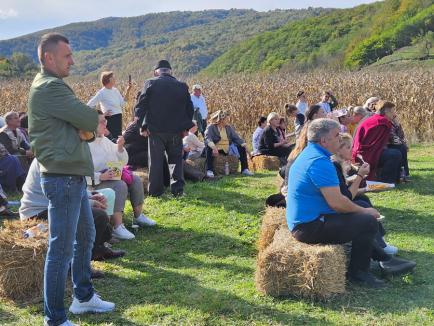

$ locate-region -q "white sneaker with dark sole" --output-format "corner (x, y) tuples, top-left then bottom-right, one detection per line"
(69, 293), (115, 314)
(44, 320), (76, 326)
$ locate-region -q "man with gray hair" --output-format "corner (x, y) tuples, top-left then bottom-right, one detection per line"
(286, 118), (385, 288)
(135, 60), (194, 196)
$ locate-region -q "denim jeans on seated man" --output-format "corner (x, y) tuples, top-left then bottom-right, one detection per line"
(41, 175), (95, 326)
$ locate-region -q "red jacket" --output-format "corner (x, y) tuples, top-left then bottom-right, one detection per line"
(352, 114), (392, 180)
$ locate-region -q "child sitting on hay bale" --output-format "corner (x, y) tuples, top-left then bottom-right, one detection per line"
(204, 110), (253, 178)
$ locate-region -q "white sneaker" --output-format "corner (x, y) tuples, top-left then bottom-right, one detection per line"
(134, 213), (157, 226)
(206, 170), (215, 178)
(112, 224), (135, 240)
(241, 169), (254, 176)
(44, 320), (76, 326)
(383, 244), (398, 256)
(69, 293), (115, 314)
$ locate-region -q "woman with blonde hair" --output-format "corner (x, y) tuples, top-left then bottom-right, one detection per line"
(87, 71), (132, 138)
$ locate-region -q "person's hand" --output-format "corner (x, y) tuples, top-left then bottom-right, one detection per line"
(212, 148), (219, 157)
(100, 169), (115, 181)
(184, 146), (191, 152)
(89, 193), (107, 210)
(358, 163), (370, 178)
(140, 129), (150, 137)
(25, 150), (33, 158)
(363, 207), (381, 219)
(105, 110), (112, 117)
(117, 136), (125, 151)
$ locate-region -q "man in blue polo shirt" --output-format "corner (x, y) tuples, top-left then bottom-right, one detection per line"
(287, 118), (385, 288)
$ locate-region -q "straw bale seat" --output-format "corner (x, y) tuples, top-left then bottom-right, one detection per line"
(255, 208), (347, 300)
(186, 157), (206, 173)
(0, 219), (48, 303)
(134, 168), (149, 193)
(250, 155), (281, 171)
(213, 155), (239, 175)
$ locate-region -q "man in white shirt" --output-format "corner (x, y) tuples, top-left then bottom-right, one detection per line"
(190, 84), (208, 136)
(317, 90), (338, 114)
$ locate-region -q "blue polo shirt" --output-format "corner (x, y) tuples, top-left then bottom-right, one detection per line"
(286, 142), (339, 230)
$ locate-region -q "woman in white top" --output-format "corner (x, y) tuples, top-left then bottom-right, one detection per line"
(295, 90), (308, 115)
(87, 71), (131, 138)
(88, 111), (156, 240)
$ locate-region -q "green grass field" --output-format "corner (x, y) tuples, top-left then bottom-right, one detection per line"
(1, 145), (433, 325)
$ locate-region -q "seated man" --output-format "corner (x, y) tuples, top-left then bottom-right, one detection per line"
(0, 143), (26, 192)
(204, 110), (253, 178)
(352, 101), (402, 183)
(251, 116), (267, 155)
(288, 119), (385, 288)
(123, 118), (148, 168)
(19, 159), (125, 261)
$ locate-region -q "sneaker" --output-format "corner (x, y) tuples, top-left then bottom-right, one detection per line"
(241, 169), (254, 176)
(44, 320), (77, 326)
(112, 224), (135, 240)
(69, 293), (115, 314)
(383, 244), (398, 256)
(134, 213), (157, 226)
(206, 170), (215, 178)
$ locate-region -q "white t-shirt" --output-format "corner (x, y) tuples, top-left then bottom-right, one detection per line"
(183, 132), (205, 157)
(190, 94), (208, 119)
(296, 101), (308, 115)
(87, 87), (125, 116)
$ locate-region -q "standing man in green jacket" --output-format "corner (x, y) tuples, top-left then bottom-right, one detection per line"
(28, 33), (114, 326)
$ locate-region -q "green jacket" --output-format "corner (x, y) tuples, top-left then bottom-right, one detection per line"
(28, 69), (98, 176)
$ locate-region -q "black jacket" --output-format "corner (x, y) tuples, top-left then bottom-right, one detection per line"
(135, 74), (194, 133)
(258, 126), (279, 152)
(123, 121), (148, 167)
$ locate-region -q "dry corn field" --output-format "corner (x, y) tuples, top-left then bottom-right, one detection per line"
(1, 69), (433, 143)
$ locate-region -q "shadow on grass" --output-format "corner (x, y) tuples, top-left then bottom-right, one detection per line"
(397, 174), (434, 196)
(0, 305), (17, 324)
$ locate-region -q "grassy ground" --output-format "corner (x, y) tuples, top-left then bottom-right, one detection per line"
(1, 145), (433, 325)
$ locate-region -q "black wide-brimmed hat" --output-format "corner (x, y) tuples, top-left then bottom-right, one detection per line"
(154, 60), (172, 70)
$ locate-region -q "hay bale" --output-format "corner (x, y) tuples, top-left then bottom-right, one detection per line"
(251, 155), (281, 171)
(255, 227), (346, 300)
(0, 219), (48, 302)
(213, 155), (239, 175)
(134, 168), (149, 193)
(257, 207), (287, 253)
(186, 157), (206, 173)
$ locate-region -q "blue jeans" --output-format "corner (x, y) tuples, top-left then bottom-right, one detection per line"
(41, 175), (95, 326)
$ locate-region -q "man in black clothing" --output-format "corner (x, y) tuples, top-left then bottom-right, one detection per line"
(135, 60), (194, 196)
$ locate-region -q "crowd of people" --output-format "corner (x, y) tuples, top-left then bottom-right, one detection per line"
(0, 32), (416, 326)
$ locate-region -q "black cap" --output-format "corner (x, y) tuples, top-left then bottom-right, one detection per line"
(154, 60), (172, 70)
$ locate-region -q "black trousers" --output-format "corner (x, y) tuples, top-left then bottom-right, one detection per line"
(388, 144), (409, 176)
(206, 145), (248, 172)
(378, 147), (402, 183)
(292, 212), (378, 273)
(148, 132), (184, 196)
(106, 113), (123, 139)
(128, 150), (148, 168)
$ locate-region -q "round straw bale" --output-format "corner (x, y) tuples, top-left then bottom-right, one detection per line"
(0, 219), (48, 303)
(213, 155), (239, 175)
(255, 227), (346, 300)
(257, 207), (287, 253)
(251, 155), (281, 171)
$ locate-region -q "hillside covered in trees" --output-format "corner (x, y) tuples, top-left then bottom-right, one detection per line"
(0, 8), (329, 78)
(204, 0), (434, 75)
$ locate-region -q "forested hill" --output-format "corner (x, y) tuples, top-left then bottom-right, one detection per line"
(0, 8), (329, 78)
(203, 0), (434, 75)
